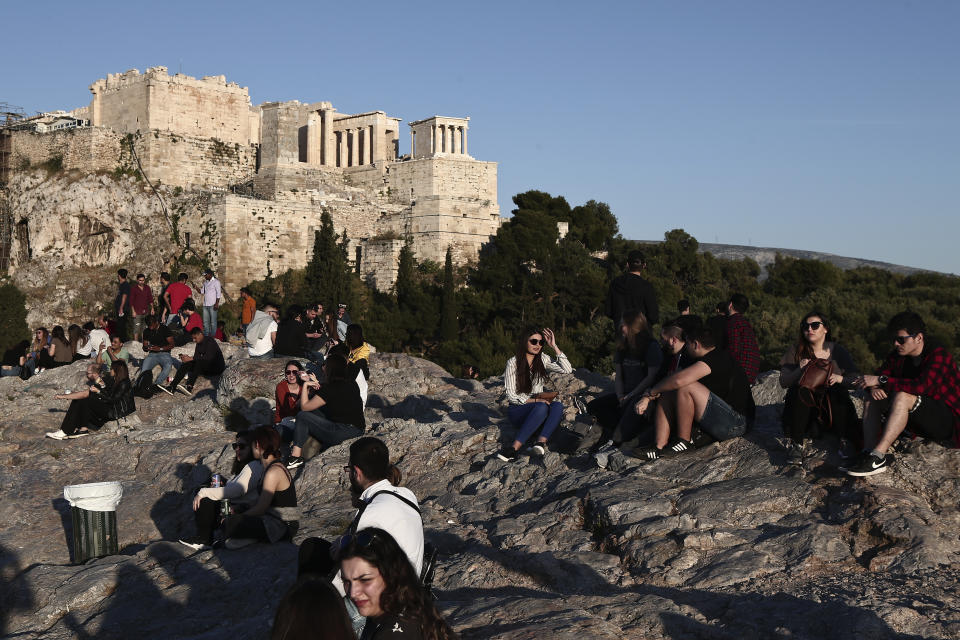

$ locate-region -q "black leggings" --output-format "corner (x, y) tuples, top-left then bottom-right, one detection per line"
(782, 385), (860, 442)
(587, 393), (625, 435)
(60, 397), (112, 435)
(194, 498), (224, 545)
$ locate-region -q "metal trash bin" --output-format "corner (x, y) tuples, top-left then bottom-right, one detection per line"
(63, 481), (124, 563)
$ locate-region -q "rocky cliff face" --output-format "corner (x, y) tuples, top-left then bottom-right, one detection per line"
(0, 352), (958, 639)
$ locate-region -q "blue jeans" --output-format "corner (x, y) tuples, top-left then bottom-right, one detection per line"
(507, 401), (564, 445)
(202, 306), (217, 337)
(293, 410), (362, 450)
(698, 392), (747, 441)
(140, 352), (180, 385)
(0, 366), (21, 377)
(249, 349), (274, 360)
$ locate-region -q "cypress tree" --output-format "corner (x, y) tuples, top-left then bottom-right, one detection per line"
(440, 247), (458, 342)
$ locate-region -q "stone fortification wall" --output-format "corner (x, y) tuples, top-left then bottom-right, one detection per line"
(359, 237), (405, 290)
(388, 156), (497, 202)
(137, 132), (257, 189)
(8, 127), (123, 174)
(214, 194), (382, 292)
(89, 67), (256, 145)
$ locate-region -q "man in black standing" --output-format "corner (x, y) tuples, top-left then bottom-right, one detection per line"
(606, 250), (659, 330)
(115, 268), (131, 342)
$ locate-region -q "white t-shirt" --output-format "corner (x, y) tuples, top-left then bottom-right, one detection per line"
(247, 320), (277, 357)
(87, 329), (110, 357)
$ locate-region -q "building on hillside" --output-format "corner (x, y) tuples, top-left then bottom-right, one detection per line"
(0, 66), (501, 291)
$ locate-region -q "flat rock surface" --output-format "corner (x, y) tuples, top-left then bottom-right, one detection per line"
(1, 359), (959, 639)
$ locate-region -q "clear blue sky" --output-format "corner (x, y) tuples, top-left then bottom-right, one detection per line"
(4, 0), (958, 273)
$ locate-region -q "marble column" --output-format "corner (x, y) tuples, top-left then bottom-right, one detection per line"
(337, 131), (346, 167)
(453, 126), (460, 154)
(462, 128), (468, 156)
(321, 109), (334, 166)
(410, 130), (415, 158)
(350, 129), (358, 167)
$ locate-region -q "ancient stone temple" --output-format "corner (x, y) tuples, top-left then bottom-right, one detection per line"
(0, 66), (501, 291)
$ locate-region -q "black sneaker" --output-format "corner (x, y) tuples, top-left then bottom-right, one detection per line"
(530, 443), (547, 457)
(845, 453), (894, 477)
(661, 437), (694, 457)
(496, 446), (519, 462)
(629, 446), (661, 461)
(690, 427), (715, 449)
(285, 456), (304, 470)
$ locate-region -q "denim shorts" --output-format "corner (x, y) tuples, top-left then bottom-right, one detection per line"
(698, 392), (747, 441)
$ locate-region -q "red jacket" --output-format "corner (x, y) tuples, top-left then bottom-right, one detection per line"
(274, 380), (301, 423)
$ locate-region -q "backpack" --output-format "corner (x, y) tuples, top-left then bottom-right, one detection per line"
(133, 372), (157, 399)
(798, 358), (834, 427)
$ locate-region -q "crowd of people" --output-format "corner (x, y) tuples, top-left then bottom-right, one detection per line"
(505, 250), (960, 481)
(6, 252), (959, 638)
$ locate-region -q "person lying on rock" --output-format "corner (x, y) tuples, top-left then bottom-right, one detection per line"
(285, 354), (366, 470)
(779, 311), (860, 465)
(180, 429), (264, 551)
(629, 326), (754, 461)
(221, 425), (299, 549)
(165, 327), (225, 396)
(845, 311), (960, 477)
(497, 327), (572, 461)
(46, 360), (136, 440)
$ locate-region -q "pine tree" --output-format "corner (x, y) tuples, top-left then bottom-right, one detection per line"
(303, 209), (349, 308)
(0, 283), (29, 351)
(440, 247), (458, 342)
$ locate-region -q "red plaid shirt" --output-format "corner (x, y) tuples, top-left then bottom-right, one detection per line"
(879, 344), (960, 446)
(725, 313), (760, 384)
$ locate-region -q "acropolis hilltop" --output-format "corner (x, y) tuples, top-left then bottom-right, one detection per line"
(0, 66), (502, 291)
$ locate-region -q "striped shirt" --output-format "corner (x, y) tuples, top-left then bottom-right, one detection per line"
(503, 353), (573, 404)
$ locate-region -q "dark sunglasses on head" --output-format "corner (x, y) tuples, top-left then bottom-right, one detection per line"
(894, 334), (917, 345)
(801, 321), (823, 330)
(528, 338), (543, 345)
(232, 442), (248, 450)
(337, 529), (379, 555)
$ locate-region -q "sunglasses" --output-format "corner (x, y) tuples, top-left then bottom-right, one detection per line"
(801, 321), (823, 330)
(285, 369), (300, 375)
(232, 442), (249, 450)
(528, 338), (544, 345)
(337, 529), (379, 555)
(894, 334), (917, 345)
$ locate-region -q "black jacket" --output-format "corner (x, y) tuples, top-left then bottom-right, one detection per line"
(606, 272), (659, 326)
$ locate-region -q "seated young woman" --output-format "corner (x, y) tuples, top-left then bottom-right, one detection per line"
(222, 425), (299, 549)
(37, 326), (72, 370)
(588, 311), (663, 451)
(497, 327), (572, 461)
(285, 354), (366, 469)
(180, 430), (265, 550)
(339, 528), (456, 640)
(45, 360), (136, 440)
(274, 360), (306, 442)
(68, 324), (91, 361)
(270, 577), (355, 640)
(779, 311), (860, 463)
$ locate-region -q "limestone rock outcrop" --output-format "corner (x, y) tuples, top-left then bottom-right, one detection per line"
(1, 355), (958, 639)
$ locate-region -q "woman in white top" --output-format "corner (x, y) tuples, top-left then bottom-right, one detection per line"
(497, 327), (572, 461)
(180, 430), (264, 550)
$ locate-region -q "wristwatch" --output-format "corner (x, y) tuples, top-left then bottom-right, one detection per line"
(878, 375), (888, 387)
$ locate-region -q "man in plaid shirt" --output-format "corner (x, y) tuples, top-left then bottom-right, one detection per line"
(845, 311), (960, 476)
(725, 293), (760, 384)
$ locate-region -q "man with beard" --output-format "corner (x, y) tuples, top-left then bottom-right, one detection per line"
(296, 437), (424, 597)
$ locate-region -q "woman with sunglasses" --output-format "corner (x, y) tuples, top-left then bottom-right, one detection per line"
(223, 425), (299, 549)
(339, 528), (456, 640)
(497, 327), (572, 461)
(274, 360), (306, 443)
(779, 311), (860, 464)
(180, 430), (264, 551)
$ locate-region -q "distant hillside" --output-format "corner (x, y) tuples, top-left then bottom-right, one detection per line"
(636, 241), (936, 278)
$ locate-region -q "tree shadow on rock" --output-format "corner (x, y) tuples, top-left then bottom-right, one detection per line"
(447, 401), (502, 428)
(226, 397), (274, 430)
(150, 462), (210, 542)
(0, 543), (35, 635)
(51, 497), (75, 562)
(371, 394), (452, 423)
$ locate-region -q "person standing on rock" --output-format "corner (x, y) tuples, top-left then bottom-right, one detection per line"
(630, 325), (754, 461)
(129, 273), (154, 343)
(114, 268), (132, 341)
(724, 293), (760, 384)
(157, 272), (172, 324)
(605, 250), (659, 331)
(239, 287), (257, 333)
(846, 311), (960, 477)
(164, 273), (193, 327)
(497, 327), (572, 461)
(195, 268), (222, 337)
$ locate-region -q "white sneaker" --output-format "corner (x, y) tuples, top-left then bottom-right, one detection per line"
(45, 430), (68, 440)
